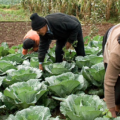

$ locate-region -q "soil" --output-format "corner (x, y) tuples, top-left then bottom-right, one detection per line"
(0, 22), (114, 47)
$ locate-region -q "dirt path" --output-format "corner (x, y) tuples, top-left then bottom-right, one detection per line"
(0, 22), (114, 47)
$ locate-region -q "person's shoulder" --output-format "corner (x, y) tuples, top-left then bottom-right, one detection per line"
(112, 24), (120, 32)
(45, 13), (68, 20)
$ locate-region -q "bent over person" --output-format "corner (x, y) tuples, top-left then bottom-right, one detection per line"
(102, 24), (120, 118)
(22, 29), (40, 55)
(30, 13), (85, 70)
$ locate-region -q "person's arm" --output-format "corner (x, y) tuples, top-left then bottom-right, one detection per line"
(39, 62), (43, 71)
(38, 36), (51, 70)
(22, 49), (28, 55)
(63, 16), (79, 44)
(104, 53), (120, 118)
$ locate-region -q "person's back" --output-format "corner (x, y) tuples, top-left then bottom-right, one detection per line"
(103, 24), (120, 64)
(45, 13), (80, 40)
(22, 29), (40, 55)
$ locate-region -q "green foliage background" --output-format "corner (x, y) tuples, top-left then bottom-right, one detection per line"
(0, 0), (21, 5)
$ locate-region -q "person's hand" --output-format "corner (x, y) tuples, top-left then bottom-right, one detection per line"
(115, 105), (120, 112)
(39, 64), (43, 71)
(65, 42), (71, 49)
(109, 107), (117, 118)
(28, 50), (34, 54)
(103, 98), (106, 101)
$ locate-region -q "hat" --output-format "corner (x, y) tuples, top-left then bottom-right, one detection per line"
(30, 13), (47, 31)
(23, 38), (35, 49)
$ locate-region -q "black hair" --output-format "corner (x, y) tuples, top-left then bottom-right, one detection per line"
(23, 38), (35, 49)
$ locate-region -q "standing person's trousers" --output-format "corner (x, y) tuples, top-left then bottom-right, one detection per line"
(102, 27), (120, 105)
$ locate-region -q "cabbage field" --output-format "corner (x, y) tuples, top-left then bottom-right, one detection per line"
(0, 35), (120, 120)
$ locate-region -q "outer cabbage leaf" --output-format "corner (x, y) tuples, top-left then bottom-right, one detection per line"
(45, 72), (88, 97)
(75, 55), (103, 68)
(17, 65), (42, 78)
(3, 79), (48, 109)
(88, 41), (102, 48)
(30, 55), (51, 68)
(6, 106), (51, 120)
(50, 116), (64, 120)
(3, 67), (42, 87)
(88, 89), (104, 97)
(3, 65), (42, 87)
(44, 61), (75, 76)
(0, 42), (9, 57)
(95, 117), (120, 120)
(95, 118), (110, 120)
(1, 53), (23, 64)
(81, 62), (105, 87)
(9, 44), (23, 54)
(48, 46), (56, 62)
(0, 60), (17, 75)
(22, 52), (38, 60)
(85, 46), (102, 55)
(0, 92), (6, 114)
(60, 94), (107, 120)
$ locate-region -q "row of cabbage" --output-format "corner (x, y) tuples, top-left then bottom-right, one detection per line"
(0, 36), (119, 120)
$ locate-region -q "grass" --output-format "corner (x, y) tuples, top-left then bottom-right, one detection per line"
(0, 5), (31, 21)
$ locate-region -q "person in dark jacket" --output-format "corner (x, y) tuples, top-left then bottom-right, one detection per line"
(30, 13), (85, 70)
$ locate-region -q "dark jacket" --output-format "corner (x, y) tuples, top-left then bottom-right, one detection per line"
(102, 26), (113, 54)
(38, 13), (82, 62)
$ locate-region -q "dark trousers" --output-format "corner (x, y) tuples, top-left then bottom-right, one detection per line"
(103, 27), (120, 105)
(55, 25), (85, 62)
